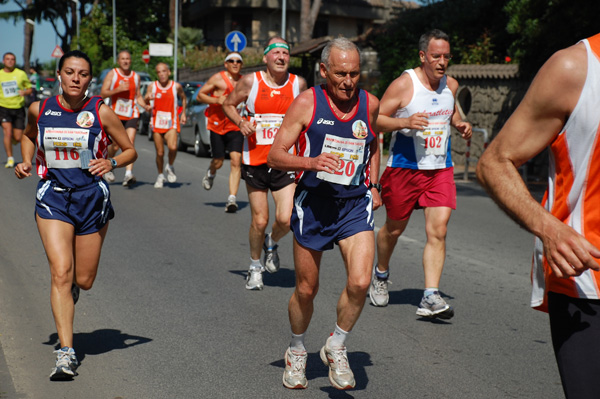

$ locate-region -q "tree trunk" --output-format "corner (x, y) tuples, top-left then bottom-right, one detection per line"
(23, 0), (33, 72)
(300, 0), (322, 42)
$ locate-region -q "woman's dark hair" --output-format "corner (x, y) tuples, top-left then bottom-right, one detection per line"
(58, 50), (93, 75)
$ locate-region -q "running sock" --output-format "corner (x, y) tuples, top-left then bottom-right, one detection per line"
(265, 232), (276, 248)
(228, 194), (236, 201)
(207, 169), (215, 178)
(329, 324), (349, 348)
(125, 170), (132, 177)
(250, 258), (262, 271)
(290, 332), (306, 353)
(374, 267), (389, 280)
(158, 173), (165, 179)
(7, 156), (14, 162)
(424, 288), (438, 298)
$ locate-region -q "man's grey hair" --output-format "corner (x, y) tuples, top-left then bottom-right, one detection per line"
(418, 29), (450, 52)
(321, 37), (361, 69)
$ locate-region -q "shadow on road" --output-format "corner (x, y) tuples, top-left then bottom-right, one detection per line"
(43, 329), (153, 363)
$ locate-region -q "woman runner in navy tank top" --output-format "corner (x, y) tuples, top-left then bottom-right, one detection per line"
(14, 50), (137, 380)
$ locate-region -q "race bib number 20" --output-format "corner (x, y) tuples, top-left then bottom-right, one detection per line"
(316, 134), (366, 186)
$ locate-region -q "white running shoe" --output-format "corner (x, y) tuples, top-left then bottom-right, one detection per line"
(225, 197), (238, 213)
(416, 292), (454, 319)
(245, 267), (264, 290)
(104, 171), (116, 183)
(369, 273), (390, 307)
(165, 166), (177, 183)
(202, 170), (214, 190)
(263, 234), (280, 274)
(283, 347), (308, 389)
(122, 174), (137, 187)
(320, 337), (355, 390)
(154, 174), (166, 188)
(49, 347), (79, 380)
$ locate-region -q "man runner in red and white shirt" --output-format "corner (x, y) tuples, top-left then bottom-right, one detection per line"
(144, 62), (187, 188)
(100, 50), (148, 186)
(224, 37), (307, 290)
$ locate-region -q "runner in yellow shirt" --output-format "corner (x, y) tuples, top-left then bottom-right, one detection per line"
(0, 52), (32, 168)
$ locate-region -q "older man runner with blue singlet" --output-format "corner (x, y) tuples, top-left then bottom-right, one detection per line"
(268, 37), (381, 391)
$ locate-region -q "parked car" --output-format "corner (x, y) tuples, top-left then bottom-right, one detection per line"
(36, 77), (58, 101)
(178, 82), (211, 157)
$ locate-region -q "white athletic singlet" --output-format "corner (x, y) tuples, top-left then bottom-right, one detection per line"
(531, 34), (600, 312)
(387, 69), (454, 170)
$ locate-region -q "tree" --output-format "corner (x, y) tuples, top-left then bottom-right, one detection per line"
(371, 0), (513, 96)
(300, 0), (322, 42)
(504, 0), (600, 78)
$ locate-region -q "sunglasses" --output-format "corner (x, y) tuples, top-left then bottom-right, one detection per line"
(226, 60), (242, 64)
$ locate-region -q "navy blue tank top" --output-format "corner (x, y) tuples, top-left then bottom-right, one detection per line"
(295, 85), (376, 198)
(36, 95), (110, 188)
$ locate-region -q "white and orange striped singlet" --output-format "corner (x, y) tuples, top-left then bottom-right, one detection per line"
(243, 71), (300, 166)
(531, 33), (600, 312)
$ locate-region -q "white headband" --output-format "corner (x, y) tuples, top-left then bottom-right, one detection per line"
(225, 53), (242, 62)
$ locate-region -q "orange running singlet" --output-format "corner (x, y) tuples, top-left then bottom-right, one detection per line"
(150, 81), (179, 134)
(108, 68), (140, 120)
(242, 71), (300, 166)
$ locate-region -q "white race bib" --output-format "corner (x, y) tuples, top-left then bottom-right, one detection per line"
(1, 80), (18, 98)
(43, 127), (90, 169)
(417, 120), (449, 156)
(316, 134), (366, 186)
(155, 111), (172, 130)
(114, 98), (134, 118)
(254, 113), (284, 145)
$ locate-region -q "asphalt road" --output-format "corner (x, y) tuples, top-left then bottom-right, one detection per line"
(0, 137), (563, 399)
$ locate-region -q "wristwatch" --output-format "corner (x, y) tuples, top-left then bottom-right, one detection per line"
(109, 158), (117, 169)
(369, 182), (382, 193)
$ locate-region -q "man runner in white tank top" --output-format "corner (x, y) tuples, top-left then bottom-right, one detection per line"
(370, 30), (472, 319)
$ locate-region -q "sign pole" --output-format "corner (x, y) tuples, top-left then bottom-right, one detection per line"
(174, 0), (178, 82)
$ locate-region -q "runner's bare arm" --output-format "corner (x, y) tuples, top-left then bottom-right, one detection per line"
(223, 74), (254, 135)
(90, 104), (137, 177)
(196, 74), (223, 105)
(376, 73), (426, 133)
(477, 43), (600, 278)
(268, 90), (338, 173)
(14, 102), (40, 179)
(367, 93), (382, 209)
(177, 83), (187, 125)
(100, 70), (126, 98)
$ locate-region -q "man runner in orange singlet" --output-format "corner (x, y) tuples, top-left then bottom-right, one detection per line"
(223, 37), (307, 290)
(196, 52), (244, 212)
(144, 62), (187, 188)
(100, 50), (148, 186)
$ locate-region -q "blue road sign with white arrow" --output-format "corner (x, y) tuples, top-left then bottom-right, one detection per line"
(225, 31), (247, 53)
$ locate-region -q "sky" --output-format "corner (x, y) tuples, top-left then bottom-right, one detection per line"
(0, 3), (62, 65)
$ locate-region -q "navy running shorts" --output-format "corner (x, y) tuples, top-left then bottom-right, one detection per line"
(291, 189), (374, 251)
(35, 179), (115, 235)
(242, 163), (295, 191)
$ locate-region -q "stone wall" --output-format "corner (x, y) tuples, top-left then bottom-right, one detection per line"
(448, 65), (528, 168)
